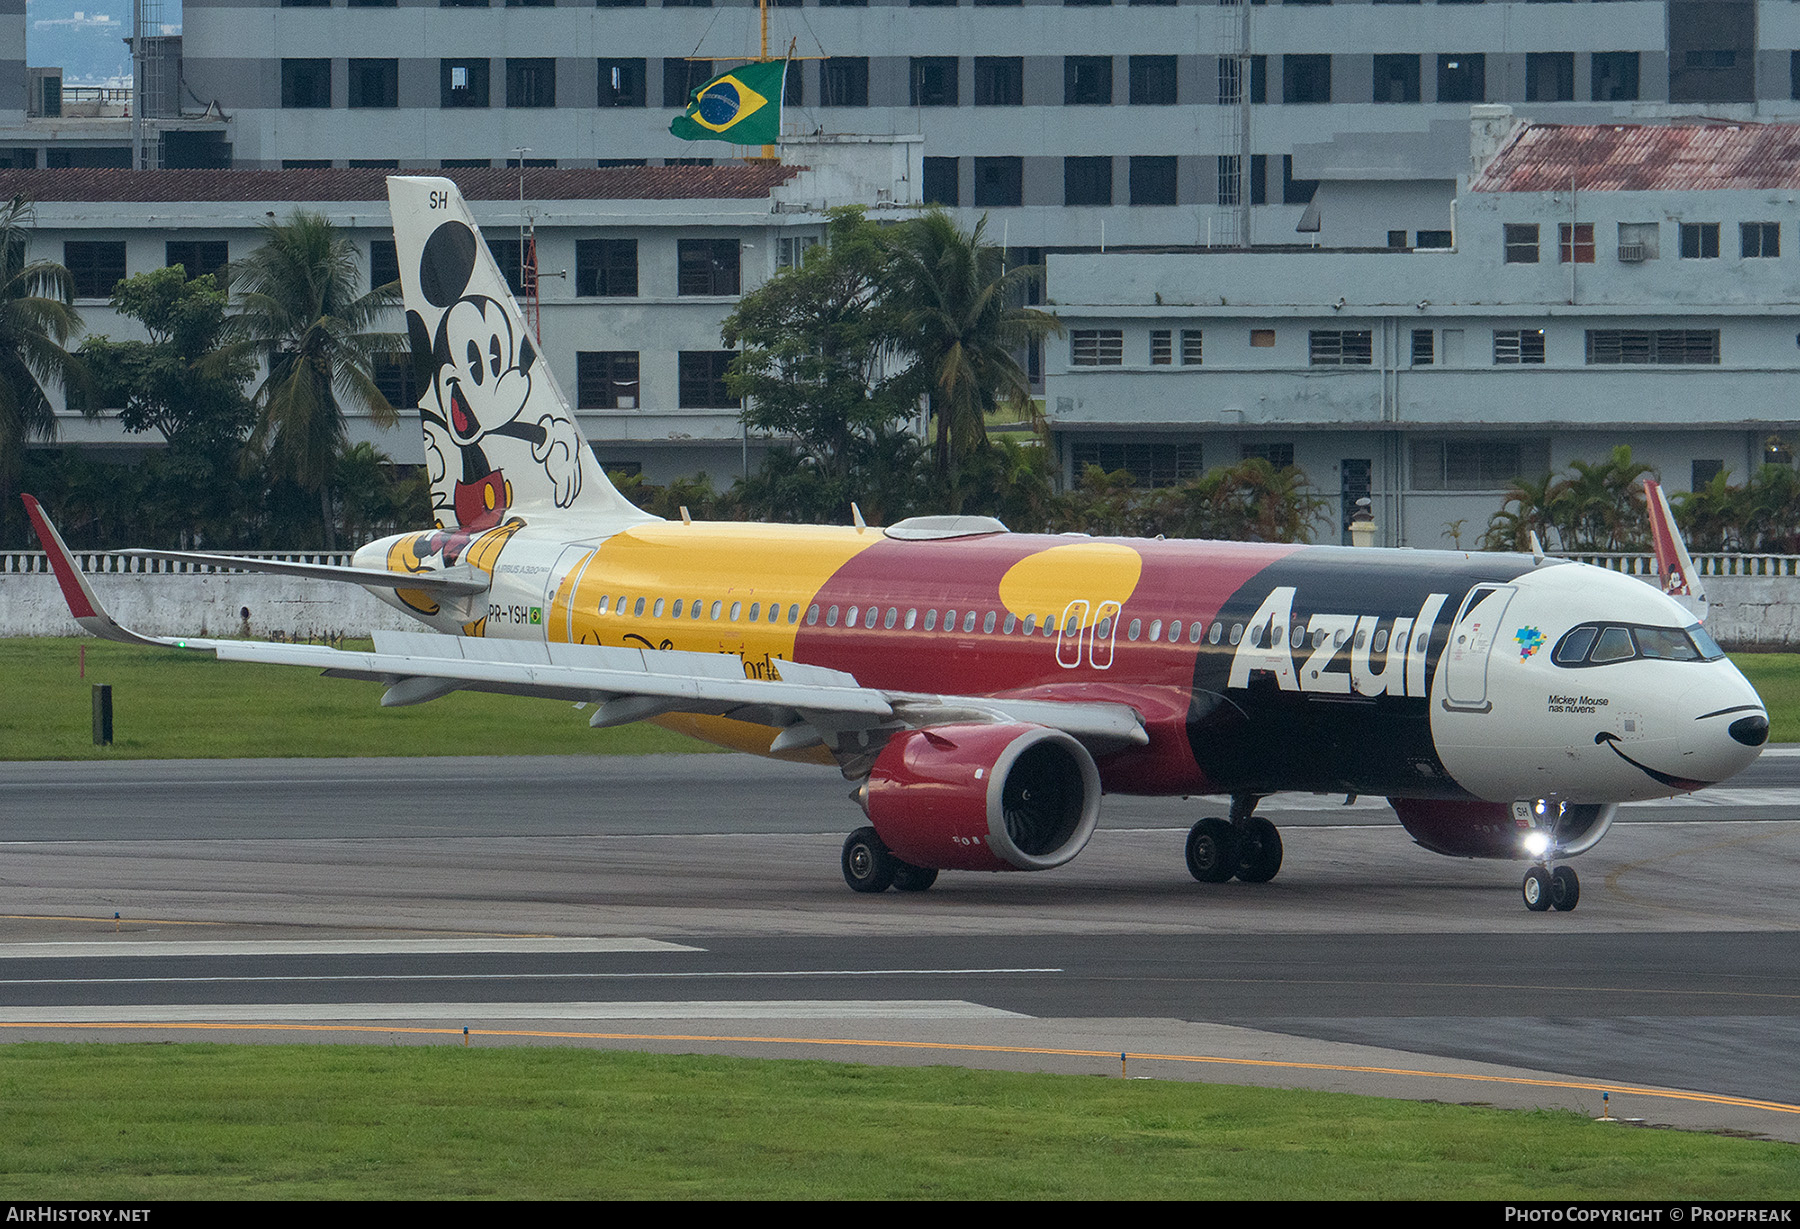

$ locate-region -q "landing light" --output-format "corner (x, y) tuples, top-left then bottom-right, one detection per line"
(1522, 831), (1551, 858)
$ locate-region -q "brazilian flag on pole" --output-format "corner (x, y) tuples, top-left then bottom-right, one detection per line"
(670, 60), (787, 145)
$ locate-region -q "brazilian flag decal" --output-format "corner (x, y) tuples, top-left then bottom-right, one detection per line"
(670, 60), (786, 145)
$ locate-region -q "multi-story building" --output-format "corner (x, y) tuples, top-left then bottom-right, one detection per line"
(167, 0), (1798, 249)
(23, 143), (917, 481)
(1045, 117), (1800, 547)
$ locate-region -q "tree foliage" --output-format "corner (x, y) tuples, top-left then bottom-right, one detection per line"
(1482, 446), (1655, 553)
(0, 196), (84, 486)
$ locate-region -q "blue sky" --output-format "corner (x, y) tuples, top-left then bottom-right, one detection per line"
(29, 0), (171, 85)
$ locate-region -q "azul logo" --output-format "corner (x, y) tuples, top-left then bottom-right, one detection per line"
(1515, 626), (1545, 659)
(1228, 587), (1448, 698)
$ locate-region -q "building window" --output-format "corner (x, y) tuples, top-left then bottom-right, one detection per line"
(1591, 51), (1639, 102)
(1283, 55), (1330, 104)
(1373, 54), (1420, 104)
(1618, 222), (1659, 262)
(1149, 330), (1171, 365)
(1585, 329), (1720, 365)
(1493, 329), (1546, 364)
(1412, 439), (1550, 492)
(65, 241), (126, 299)
(1525, 52), (1574, 103)
(678, 352), (738, 408)
(1387, 230), (1407, 250)
(1282, 155), (1318, 206)
(1071, 330), (1124, 366)
(677, 239), (740, 296)
(664, 59), (712, 108)
(821, 58), (868, 107)
(576, 239), (638, 296)
(506, 58), (555, 108)
(1250, 329), (1276, 348)
(1180, 330), (1202, 365)
(1411, 329), (1433, 365)
(1242, 442), (1295, 470)
(1742, 222), (1779, 259)
(442, 59), (490, 108)
(974, 157), (1023, 207)
(923, 157), (959, 206)
(599, 60), (647, 107)
(281, 59), (331, 108)
(1129, 156), (1176, 206)
(1310, 330), (1372, 366)
(1503, 224), (1539, 264)
(370, 239), (398, 290)
(1071, 442), (1203, 488)
(1679, 223), (1720, 259)
(372, 353), (419, 409)
(577, 352), (641, 409)
(1693, 459), (1724, 489)
(910, 57), (958, 107)
(777, 236), (819, 270)
(1416, 230), (1451, 249)
(974, 57), (1023, 106)
(1437, 54), (1484, 103)
(1559, 223), (1594, 264)
(1792, 50), (1800, 102)
(348, 59), (398, 108)
(1064, 156), (1112, 207)
(1065, 56), (1113, 105)
(165, 240), (229, 284)
(1129, 56), (1176, 106)
(484, 240), (535, 296)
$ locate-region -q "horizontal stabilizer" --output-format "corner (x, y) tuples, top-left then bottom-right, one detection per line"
(122, 550), (491, 596)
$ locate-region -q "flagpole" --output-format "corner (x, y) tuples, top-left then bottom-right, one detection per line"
(760, 0), (775, 161)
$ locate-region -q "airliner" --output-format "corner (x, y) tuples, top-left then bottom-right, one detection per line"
(24, 177), (1769, 912)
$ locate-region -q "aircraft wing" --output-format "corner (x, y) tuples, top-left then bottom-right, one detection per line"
(119, 549), (491, 596)
(23, 496), (1147, 758)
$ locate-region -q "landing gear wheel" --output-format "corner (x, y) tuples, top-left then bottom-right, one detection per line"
(891, 860), (939, 893)
(1234, 817), (1284, 884)
(842, 826), (897, 894)
(1550, 865), (1580, 912)
(1185, 817), (1239, 883)
(1522, 866), (1553, 912)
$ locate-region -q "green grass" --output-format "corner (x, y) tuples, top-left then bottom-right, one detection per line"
(0, 637), (716, 760)
(0, 1044), (1792, 1199)
(1731, 653), (1800, 743)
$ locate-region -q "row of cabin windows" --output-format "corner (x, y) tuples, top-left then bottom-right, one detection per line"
(280, 51), (1647, 110)
(63, 241), (229, 299)
(1072, 327), (1721, 369)
(1505, 222), (1781, 265)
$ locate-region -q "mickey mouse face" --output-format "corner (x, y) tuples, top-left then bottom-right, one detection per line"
(434, 296), (532, 445)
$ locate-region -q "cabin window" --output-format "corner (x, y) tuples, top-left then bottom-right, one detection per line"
(729, 601), (741, 621)
(807, 604), (819, 625)
(653, 598), (665, 617)
(885, 607), (899, 629)
(963, 611), (978, 633)
(1189, 622), (1203, 644)
(846, 606), (859, 628)
(711, 600), (723, 620)
(1023, 614), (1037, 634)
(983, 610), (997, 633)
(826, 605), (839, 627)
(633, 597), (646, 617)
(789, 604), (801, 624)
(1374, 629), (1389, 653)
(1148, 619), (1162, 641)
(925, 610), (938, 630)
(905, 608), (918, 629)
(1003, 613), (1017, 634)
(768, 604), (780, 623)
(671, 599), (683, 618)
(747, 602), (759, 621)
(1128, 618), (1142, 641)
(1229, 623), (1243, 645)
(692, 600), (703, 619)
(1096, 617), (1113, 640)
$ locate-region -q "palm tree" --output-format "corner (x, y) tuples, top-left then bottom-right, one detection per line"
(0, 196), (84, 498)
(228, 211), (400, 548)
(882, 211), (1061, 498)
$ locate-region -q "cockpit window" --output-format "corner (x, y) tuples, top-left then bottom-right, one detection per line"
(1552, 622), (1722, 667)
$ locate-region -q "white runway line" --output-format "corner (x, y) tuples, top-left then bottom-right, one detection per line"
(0, 1000), (1029, 1023)
(0, 938), (703, 959)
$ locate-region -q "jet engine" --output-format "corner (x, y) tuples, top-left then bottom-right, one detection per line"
(1390, 797), (1617, 860)
(859, 723), (1102, 872)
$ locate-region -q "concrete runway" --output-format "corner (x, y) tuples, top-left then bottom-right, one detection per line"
(4, 751), (1800, 1140)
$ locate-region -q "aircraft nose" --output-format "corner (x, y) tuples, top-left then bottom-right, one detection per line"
(1680, 671), (1768, 784)
(1729, 714), (1770, 747)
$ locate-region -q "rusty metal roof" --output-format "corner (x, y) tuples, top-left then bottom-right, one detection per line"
(0, 165), (801, 203)
(1470, 123), (1800, 193)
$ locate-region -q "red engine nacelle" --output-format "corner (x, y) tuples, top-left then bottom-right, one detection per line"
(860, 723), (1102, 872)
(1390, 798), (1617, 859)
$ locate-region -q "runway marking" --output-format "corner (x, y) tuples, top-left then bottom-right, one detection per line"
(1, 1019), (1794, 1120)
(0, 967), (1063, 987)
(0, 938), (701, 958)
(0, 1001), (1026, 1022)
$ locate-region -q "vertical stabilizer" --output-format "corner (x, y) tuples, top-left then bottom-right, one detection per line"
(1644, 478), (1707, 623)
(386, 176), (655, 529)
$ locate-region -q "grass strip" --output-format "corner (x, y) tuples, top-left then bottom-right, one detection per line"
(0, 637), (714, 760)
(0, 1043), (1795, 1199)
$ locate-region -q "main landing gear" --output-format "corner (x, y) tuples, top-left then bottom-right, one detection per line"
(1522, 863), (1580, 912)
(1185, 796), (1283, 885)
(841, 826), (939, 894)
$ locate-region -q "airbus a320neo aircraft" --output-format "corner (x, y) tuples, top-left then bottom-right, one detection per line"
(26, 177), (1770, 912)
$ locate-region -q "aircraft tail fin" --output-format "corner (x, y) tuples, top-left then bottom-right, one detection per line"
(1644, 478), (1707, 623)
(385, 176), (655, 530)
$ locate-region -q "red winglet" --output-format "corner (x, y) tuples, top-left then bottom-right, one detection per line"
(21, 494), (98, 620)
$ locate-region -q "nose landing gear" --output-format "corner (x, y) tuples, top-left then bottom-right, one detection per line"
(1522, 863), (1580, 912)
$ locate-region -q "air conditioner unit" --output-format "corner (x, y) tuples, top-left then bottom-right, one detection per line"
(28, 68), (62, 119)
(1617, 244), (1648, 263)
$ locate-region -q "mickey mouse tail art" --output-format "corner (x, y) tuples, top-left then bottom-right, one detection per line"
(386, 176), (657, 532)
